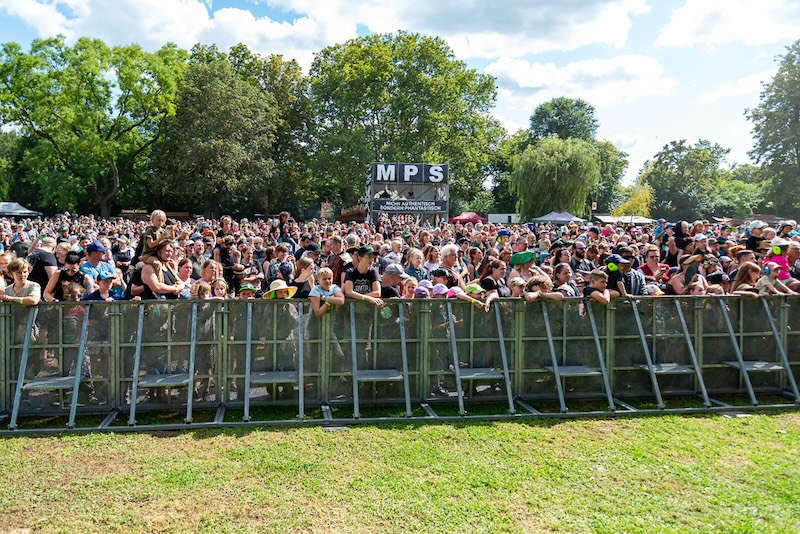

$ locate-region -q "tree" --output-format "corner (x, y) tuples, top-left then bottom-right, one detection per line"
(747, 39), (800, 216)
(612, 184), (653, 217)
(226, 44), (315, 214)
(468, 189), (495, 215)
(594, 141), (628, 213)
(639, 140), (730, 220)
(0, 130), (16, 199)
(714, 178), (769, 218)
(149, 57), (277, 216)
(0, 37), (187, 215)
(529, 97), (598, 142)
(487, 129), (528, 213)
(511, 136), (599, 219)
(309, 31), (498, 211)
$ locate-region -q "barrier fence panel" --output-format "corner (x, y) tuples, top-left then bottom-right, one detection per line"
(2, 296), (799, 433)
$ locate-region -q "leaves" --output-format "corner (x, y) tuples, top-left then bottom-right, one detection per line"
(529, 97), (598, 142)
(612, 185), (653, 217)
(511, 136), (600, 219)
(747, 39), (800, 216)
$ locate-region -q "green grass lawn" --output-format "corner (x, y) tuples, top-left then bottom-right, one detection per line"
(1, 412), (799, 532)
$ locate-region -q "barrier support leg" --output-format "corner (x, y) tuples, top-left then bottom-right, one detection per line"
(762, 298), (800, 403)
(67, 305), (91, 428)
(447, 302), (466, 416)
(128, 305), (144, 425)
(541, 301), (566, 413)
(350, 303), (360, 419)
(631, 299), (665, 409)
(8, 308), (35, 430)
(586, 302), (615, 411)
(494, 305), (515, 414)
(674, 300), (711, 407)
(719, 299), (758, 405)
(297, 302), (305, 419)
(398, 304), (413, 417)
(184, 303), (198, 424)
(243, 302), (253, 421)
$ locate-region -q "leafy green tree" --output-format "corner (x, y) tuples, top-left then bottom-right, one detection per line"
(529, 97), (598, 142)
(487, 129), (528, 213)
(0, 130), (16, 199)
(226, 44), (314, 214)
(468, 189), (495, 215)
(511, 136), (599, 218)
(714, 176), (769, 218)
(309, 31), (498, 210)
(747, 39), (800, 216)
(0, 37), (187, 215)
(612, 184), (653, 217)
(149, 58), (277, 216)
(639, 140), (730, 220)
(594, 141), (628, 213)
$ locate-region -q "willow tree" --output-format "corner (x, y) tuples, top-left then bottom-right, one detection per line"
(511, 135), (599, 218)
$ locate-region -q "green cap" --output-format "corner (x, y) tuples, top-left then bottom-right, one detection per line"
(509, 251), (533, 266)
(239, 282), (257, 293)
(465, 283), (484, 295)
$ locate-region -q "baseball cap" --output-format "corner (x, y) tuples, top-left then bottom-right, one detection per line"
(447, 287), (465, 298)
(749, 220), (767, 229)
(432, 283), (449, 296)
(97, 271), (114, 281)
(418, 280), (433, 290)
(719, 255), (733, 263)
(413, 287), (430, 298)
(384, 263), (410, 278)
(86, 240), (108, 253)
(430, 268), (449, 278)
(692, 234), (707, 241)
(278, 262), (294, 280)
(357, 245), (376, 256)
(464, 283), (484, 295)
(605, 254), (630, 265)
(706, 272), (730, 284)
(238, 282), (257, 293)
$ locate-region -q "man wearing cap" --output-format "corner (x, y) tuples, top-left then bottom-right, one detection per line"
(603, 254), (630, 298)
(344, 245), (383, 307)
(746, 220), (766, 252)
(80, 241), (116, 291)
(82, 271), (120, 301)
(237, 282), (258, 299)
(438, 244), (466, 289)
(381, 263), (409, 298)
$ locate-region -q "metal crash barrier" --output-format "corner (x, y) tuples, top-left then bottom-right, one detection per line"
(1, 296), (799, 434)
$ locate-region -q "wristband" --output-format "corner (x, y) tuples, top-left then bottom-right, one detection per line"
(18, 298), (23, 305)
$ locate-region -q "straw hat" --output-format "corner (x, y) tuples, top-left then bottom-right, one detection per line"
(263, 279), (297, 299)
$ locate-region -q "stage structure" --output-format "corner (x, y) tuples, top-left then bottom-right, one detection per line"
(366, 163), (448, 224)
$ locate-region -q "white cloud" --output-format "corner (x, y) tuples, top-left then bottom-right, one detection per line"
(485, 55), (679, 131)
(0, 0), (651, 66)
(699, 69), (775, 102)
(656, 0), (800, 48)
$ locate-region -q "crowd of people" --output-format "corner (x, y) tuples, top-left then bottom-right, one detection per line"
(2, 210), (800, 313)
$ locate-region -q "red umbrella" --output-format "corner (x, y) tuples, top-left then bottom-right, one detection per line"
(449, 211), (488, 224)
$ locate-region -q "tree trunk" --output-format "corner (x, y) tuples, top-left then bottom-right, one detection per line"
(99, 159), (120, 217)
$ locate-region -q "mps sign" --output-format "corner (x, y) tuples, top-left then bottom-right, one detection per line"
(371, 163), (448, 184)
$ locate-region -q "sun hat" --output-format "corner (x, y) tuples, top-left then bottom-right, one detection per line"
(447, 287), (465, 298)
(264, 279), (297, 299)
(464, 283), (484, 295)
(418, 280), (433, 290)
(413, 287), (430, 298)
(432, 283), (449, 296)
(509, 251), (533, 266)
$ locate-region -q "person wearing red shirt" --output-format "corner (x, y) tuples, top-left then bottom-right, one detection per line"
(639, 244), (669, 283)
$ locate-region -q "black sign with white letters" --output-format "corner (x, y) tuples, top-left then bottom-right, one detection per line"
(371, 163), (448, 184)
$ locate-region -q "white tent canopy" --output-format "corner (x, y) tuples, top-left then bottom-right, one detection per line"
(594, 215), (655, 225)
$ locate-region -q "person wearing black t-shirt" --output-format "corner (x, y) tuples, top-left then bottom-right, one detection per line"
(344, 246), (383, 307)
(27, 237), (59, 289)
(43, 251), (89, 302)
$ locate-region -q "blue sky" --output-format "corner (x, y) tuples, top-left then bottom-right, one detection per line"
(1, 0), (798, 183)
